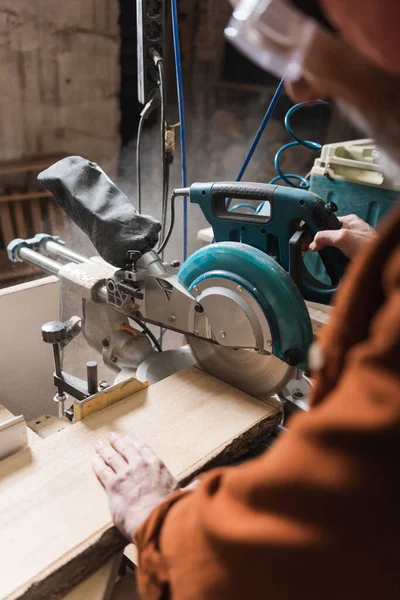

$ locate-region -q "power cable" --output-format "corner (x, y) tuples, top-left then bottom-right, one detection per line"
(130, 317), (162, 352)
(157, 191), (177, 254)
(136, 94), (160, 214)
(171, 0), (188, 261)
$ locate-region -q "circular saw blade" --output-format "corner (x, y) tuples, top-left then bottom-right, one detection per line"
(188, 337), (295, 398)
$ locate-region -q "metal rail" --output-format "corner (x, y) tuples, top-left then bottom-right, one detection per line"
(43, 240), (89, 265)
(18, 247), (62, 276)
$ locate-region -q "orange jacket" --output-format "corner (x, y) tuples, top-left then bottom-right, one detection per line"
(136, 204), (400, 599)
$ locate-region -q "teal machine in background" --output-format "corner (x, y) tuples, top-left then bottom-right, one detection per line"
(306, 139), (399, 283)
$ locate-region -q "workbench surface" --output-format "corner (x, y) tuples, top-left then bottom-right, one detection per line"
(0, 367), (281, 600)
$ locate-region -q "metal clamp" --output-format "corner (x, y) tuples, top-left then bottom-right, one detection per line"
(41, 319), (102, 410)
(7, 233), (60, 262)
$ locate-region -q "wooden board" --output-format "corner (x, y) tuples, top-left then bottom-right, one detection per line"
(0, 415), (28, 461)
(0, 367), (281, 600)
(0, 405), (40, 448)
(27, 415), (70, 439)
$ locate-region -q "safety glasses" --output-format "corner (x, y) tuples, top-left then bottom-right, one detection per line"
(225, 0), (319, 81)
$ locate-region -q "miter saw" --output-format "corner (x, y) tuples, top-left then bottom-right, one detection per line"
(7, 156), (348, 417)
(5, 0), (350, 418)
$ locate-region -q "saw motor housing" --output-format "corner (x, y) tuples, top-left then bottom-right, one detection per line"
(188, 181), (349, 305)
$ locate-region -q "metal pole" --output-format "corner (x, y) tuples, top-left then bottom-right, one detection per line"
(86, 361), (98, 395)
(43, 241), (89, 265)
(18, 247), (62, 275)
(53, 345), (63, 377)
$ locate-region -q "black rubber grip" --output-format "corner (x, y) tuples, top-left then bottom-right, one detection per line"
(312, 200), (342, 231)
(311, 200), (350, 285)
(211, 182), (277, 201)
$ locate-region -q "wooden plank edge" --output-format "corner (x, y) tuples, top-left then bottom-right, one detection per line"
(0, 416), (28, 461)
(9, 526), (127, 600)
(178, 407), (282, 486)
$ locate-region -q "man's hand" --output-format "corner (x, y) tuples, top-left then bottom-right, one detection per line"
(309, 214), (377, 259)
(92, 433), (179, 541)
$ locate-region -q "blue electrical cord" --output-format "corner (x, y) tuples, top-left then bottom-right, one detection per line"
(171, 0), (188, 262)
(212, 82), (329, 233)
(270, 99), (329, 188)
(230, 203), (257, 213)
(254, 99), (329, 214)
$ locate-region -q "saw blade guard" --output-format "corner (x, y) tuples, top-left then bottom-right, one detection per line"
(178, 242), (313, 370)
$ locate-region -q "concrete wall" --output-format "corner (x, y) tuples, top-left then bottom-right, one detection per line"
(0, 0), (120, 174)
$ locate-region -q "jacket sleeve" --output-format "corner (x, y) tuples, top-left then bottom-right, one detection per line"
(135, 245), (400, 600)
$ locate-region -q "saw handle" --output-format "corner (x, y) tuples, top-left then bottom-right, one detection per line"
(189, 181), (350, 304)
(209, 183), (350, 285)
(204, 182), (276, 223)
(309, 200), (350, 286)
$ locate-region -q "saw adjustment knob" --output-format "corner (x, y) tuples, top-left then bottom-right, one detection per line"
(126, 250), (142, 269)
(41, 321), (68, 344)
(326, 201), (339, 213)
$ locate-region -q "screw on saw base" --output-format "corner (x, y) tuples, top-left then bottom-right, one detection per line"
(168, 315), (176, 323)
(194, 304), (204, 313)
(292, 388), (304, 400)
(53, 391), (68, 419)
(219, 331), (226, 339)
(64, 408), (74, 422)
(107, 279), (116, 293)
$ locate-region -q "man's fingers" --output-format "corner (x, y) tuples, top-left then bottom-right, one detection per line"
(337, 214), (358, 229)
(132, 437), (160, 463)
(109, 433), (148, 465)
(92, 454), (114, 487)
(309, 229), (347, 253)
(95, 440), (127, 472)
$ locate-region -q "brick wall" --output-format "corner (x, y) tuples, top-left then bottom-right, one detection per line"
(0, 0), (120, 175)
